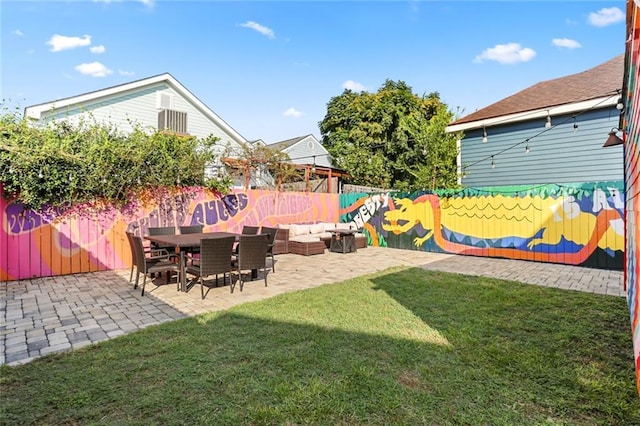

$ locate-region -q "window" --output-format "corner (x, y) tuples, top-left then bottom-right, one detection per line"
(158, 109), (187, 134)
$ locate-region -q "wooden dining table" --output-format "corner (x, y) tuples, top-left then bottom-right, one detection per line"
(144, 231), (239, 292)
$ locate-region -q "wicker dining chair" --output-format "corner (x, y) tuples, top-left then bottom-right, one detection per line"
(185, 236), (236, 299)
(148, 226), (177, 253)
(130, 234), (179, 296)
(231, 234), (269, 293)
(260, 226), (278, 272)
(179, 225), (204, 234)
(180, 225), (205, 260)
(242, 225), (260, 235)
(233, 225), (260, 255)
(126, 231), (171, 286)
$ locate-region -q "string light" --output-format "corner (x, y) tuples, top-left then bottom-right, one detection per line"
(460, 91), (618, 176)
(482, 126), (488, 143)
(525, 143), (530, 153)
(491, 156), (495, 168)
(545, 111), (552, 129)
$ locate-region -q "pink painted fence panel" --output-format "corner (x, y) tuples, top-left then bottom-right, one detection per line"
(1, 188), (339, 281)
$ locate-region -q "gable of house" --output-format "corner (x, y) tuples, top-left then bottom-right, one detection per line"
(24, 73), (247, 156)
(269, 134), (335, 169)
(446, 55), (625, 187)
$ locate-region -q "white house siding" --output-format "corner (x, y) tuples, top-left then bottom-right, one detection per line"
(38, 82), (244, 155)
(460, 107), (624, 187)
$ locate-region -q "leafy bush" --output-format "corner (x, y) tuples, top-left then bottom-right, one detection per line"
(0, 109), (232, 212)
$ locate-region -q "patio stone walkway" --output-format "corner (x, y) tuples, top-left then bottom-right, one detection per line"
(0, 247), (625, 366)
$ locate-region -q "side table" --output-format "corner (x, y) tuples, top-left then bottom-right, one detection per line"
(329, 229), (357, 254)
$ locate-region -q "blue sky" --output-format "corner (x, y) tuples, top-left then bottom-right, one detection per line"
(1, 1), (626, 144)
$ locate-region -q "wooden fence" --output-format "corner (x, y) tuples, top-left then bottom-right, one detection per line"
(1, 181), (625, 282)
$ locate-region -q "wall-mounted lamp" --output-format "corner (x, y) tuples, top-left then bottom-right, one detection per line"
(482, 126), (488, 143)
(603, 127), (625, 147)
(545, 111), (552, 129)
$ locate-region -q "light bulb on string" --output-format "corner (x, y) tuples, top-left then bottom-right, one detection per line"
(545, 112), (551, 129)
(572, 117), (578, 133)
(525, 144), (530, 153)
(482, 126), (488, 143)
(491, 156), (495, 169)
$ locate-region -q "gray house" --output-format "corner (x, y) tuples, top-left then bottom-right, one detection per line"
(445, 54), (625, 187)
(268, 134), (347, 192)
(268, 134), (334, 170)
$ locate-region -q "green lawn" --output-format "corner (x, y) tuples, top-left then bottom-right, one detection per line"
(1, 268), (638, 425)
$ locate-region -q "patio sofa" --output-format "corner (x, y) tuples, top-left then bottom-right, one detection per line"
(277, 222), (368, 256)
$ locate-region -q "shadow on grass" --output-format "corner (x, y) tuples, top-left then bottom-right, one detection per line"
(371, 268), (639, 424)
(1, 267), (638, 425)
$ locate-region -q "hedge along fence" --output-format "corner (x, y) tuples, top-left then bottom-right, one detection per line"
(0, 186), (340, 281)
(341, 181), (625, 270)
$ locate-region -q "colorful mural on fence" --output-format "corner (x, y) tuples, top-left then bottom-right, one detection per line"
(0, 188), (339, 281)
(623, 0), (640, 394)
(340, 182), (625, 270)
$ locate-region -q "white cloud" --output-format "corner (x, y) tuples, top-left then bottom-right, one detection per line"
(588, 7), (624, 27)
(12, 29), (24, 36)
(473, 43), (536, 64)
(90, 45), (106, 54)
(552, 38), (581, 49)
(118, 70), (135, 76)
(75, 62), (113, 77)
(47, 34), (91, 52)
(240, 21), (275, 39)
(283, 107), (303, 118)
(342, 80), (366, 91)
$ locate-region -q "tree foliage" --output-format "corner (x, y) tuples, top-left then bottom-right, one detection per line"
(223, 143), (300, 190)
(319, 79), (461, 191)
(0, 108), (232, 212)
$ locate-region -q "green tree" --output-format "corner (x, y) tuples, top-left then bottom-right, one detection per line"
(319, 79), (461, 191)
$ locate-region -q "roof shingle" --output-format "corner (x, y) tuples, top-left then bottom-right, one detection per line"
(451, 54), (624, 126)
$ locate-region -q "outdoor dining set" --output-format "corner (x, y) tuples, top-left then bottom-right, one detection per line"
(126, 225), (278, 300)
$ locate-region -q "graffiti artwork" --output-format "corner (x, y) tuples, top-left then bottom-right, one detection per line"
(623, 0), (640, 394)
(340, 182), (625, 270)
(0, 188), (339, 281)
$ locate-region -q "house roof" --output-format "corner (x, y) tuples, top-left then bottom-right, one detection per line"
(268, 135), (309, 151)
(447, 54), (624, 132)
(24, 73), (249, 145)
